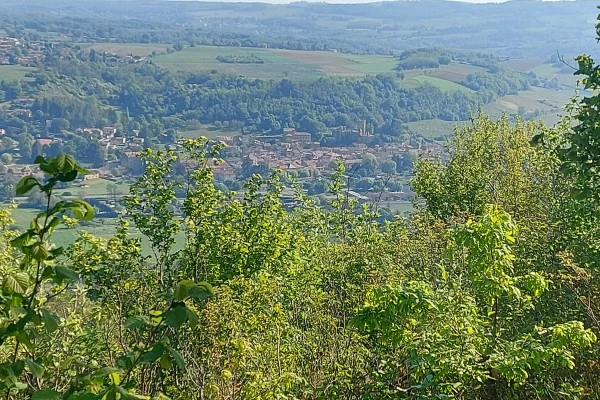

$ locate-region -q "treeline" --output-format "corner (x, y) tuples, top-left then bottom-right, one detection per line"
(461, 69), (532, 98)
(396, 48), (501, 70)
(216, 54), (264, 64)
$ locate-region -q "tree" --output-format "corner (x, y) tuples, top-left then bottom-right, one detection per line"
(50, 118), (70, 132)
(360, 153), (379, 176)
(0, 153), (13, 165)
(18, 132), (33, 161)
(380, 159), (397, 174)
(88, 141), (107, 167)
(31, 140), (44, 160)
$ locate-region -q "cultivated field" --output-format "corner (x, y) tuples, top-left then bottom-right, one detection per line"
(153, 45), (397, 80)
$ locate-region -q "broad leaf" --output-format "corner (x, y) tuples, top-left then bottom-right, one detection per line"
(167, 346), (185, 371)
(15, 176), (39, 195)
(125, 315), (150, 330)
(40, 308), (59, 334)
(25, 359), (44, 379)
(4, 273), (29, 294)
(116, 386), (150, 400)
(140, 343), (165, 364)
(54, 266), (79, 281)
(164, 305), (187, 328)
(32, 390), (60, 400)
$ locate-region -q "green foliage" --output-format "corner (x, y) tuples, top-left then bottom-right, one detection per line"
(352, 207), (595, 398)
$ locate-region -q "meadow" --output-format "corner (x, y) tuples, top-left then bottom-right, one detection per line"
(0, 65), (37, 81)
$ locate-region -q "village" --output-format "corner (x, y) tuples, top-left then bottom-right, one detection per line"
(0, 115), (445, 217)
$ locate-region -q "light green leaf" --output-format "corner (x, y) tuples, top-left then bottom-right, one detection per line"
(4, 273), (29, 294)
(25, 359), (44, 379)
(116, 386), (150, 400)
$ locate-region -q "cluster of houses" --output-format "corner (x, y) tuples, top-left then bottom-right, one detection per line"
(202, 130), (442, 183)
(0, 37), (45, 66)
(75, 126), (145, 151)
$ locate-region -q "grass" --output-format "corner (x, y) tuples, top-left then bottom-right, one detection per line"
(530, 63), (559, 79)
(2, 204), (183, 255)
(412, 75), (474, 93)
(0, 65), (36, 82)
(153, 45), (397, 80)
(387, 201), (415, 216)
(405, 119), (466, 140)
(498, 58), (546, 72)
(70, 178), (130, 197)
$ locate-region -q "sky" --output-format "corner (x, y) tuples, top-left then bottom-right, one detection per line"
(173, 0), (567, 4)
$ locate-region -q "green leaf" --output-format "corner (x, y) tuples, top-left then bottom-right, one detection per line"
(174, 280), (192, 301)
(188, 281), (213, 301)
(25, 359), (44, 379)
(90, 367), (122, 381)
(164, 305), (187, 328)
(185, 308), (199, 328)
(31, 242), (49, 262)
(54, 266), (79, 281)
(140, 343), (165, 364)
(57, 170), (78, 183)
(167, 346), (185, 371)
(40, 308), (59, 334)
(15, 176), (39, 195)
(13, 331), (34, 352)
(4, 273), (29, 294)
(116, 386), (150, 400)
(159, 353), (172, 370)
(125, 315), (150, 330)
(32, 390), (60, 400)
(70, 199), (95, 221)
(9, 230), (34, 248)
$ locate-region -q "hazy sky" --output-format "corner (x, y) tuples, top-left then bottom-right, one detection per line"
(174, 0), (562, 4)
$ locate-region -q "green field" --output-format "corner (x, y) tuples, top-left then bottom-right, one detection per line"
(405, 119), (466, 140)
(0, 65), (36, 81)
(70, 178), (131, 197)
(178, 124), (241, 139)
(153, 46), (397, 80)
(2, 204), (183, 255)
(413, 75), (474, 93)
